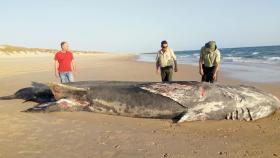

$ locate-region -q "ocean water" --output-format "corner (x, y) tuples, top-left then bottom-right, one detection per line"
(137, 45), (280, 83)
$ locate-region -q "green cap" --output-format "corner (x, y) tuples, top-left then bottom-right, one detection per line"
(206, 41), (217, 52)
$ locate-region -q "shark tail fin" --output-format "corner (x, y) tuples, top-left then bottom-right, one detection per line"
(0, 95), (16, 100)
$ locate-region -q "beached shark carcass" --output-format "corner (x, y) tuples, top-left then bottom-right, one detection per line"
(1, 81), (279, 123)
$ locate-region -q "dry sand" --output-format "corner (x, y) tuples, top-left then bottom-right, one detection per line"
(0, 53), (279, 158)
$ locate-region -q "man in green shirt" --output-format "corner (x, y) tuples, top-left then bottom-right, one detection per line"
(156, 40), (178, 82)
(199, 41), (221, 83)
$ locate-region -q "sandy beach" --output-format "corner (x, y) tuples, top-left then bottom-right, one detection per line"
(0, 53), (280, 158)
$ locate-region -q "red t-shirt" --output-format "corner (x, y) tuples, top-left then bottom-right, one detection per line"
(54, 51), (74, 72)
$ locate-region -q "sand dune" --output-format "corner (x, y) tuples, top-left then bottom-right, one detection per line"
(0, 45), (107, 56)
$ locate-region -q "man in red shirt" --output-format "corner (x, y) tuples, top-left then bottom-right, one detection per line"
(54, 41), (76, 83)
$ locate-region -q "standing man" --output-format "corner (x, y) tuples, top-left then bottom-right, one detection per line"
(54, 41), (76, 83)
(156, 40), (178, 82)
(199, 41), (221, 83)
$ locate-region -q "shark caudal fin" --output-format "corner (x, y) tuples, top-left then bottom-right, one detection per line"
(0, 82), (54, 103)
(0, 95), (16, 100)
(47, 82), (88, 100)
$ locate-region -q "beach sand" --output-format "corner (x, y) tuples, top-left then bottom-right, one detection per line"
(0, 53), (279, 158)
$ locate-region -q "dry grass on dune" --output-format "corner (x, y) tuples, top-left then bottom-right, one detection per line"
(0, 44), (107, 55)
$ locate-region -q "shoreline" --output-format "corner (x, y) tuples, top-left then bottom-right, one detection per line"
(133, 56), (280, 99)
(137, 49), (280, 83)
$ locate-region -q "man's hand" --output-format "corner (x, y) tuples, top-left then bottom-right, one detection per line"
(156, 68), (160, 75)
(55, 72), (59, 78)
(213, 73), (217, 80)
(72, 71), (77, 77)
(54, 60), (59, 78)
(174, 60), (178, 72)
(174, 67), (178, 72)
(213, 64), (220, 81)
(199, 68), (204, 76)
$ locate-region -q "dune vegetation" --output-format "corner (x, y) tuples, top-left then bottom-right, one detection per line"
(0, 45), (104, 55)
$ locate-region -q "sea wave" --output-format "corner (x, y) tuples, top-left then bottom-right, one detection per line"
(222, 56), (280, 65)
(265, 56), (280, 61)
(252, 52), (259, 55)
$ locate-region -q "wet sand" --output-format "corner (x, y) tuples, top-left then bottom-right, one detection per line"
(0, 53), (279, 158)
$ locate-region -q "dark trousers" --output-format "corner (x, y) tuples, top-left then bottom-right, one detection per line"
(201, 65), (217, 83)
(161, 66), (173, 82)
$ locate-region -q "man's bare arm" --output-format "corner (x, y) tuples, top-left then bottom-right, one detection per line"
(54, 60), (59, 78)
(156, 60), (160, 74)
(174, 60), (178, 72)
(71, 60), (76, 73)
(199, 56), (204, 76)
(213, 63), (220, 80)
(214, 63), (220, 74)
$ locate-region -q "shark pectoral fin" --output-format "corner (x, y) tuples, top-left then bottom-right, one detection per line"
(47, 82), (88, 100)
(24, 98), (91, 113)
(24, 102), (59, 112)
(22, 100), (32, 103)
(175, 110), (208, 123)
(172, 111), (188, 123)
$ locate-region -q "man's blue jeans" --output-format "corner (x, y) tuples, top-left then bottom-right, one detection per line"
(59, 72), (74, 83)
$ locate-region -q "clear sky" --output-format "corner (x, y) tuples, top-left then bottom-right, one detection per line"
(0, 0), (279, 53)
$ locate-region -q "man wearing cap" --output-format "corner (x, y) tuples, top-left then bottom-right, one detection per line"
(199, 41), (221, 83)
(156, 40), (178, 82)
